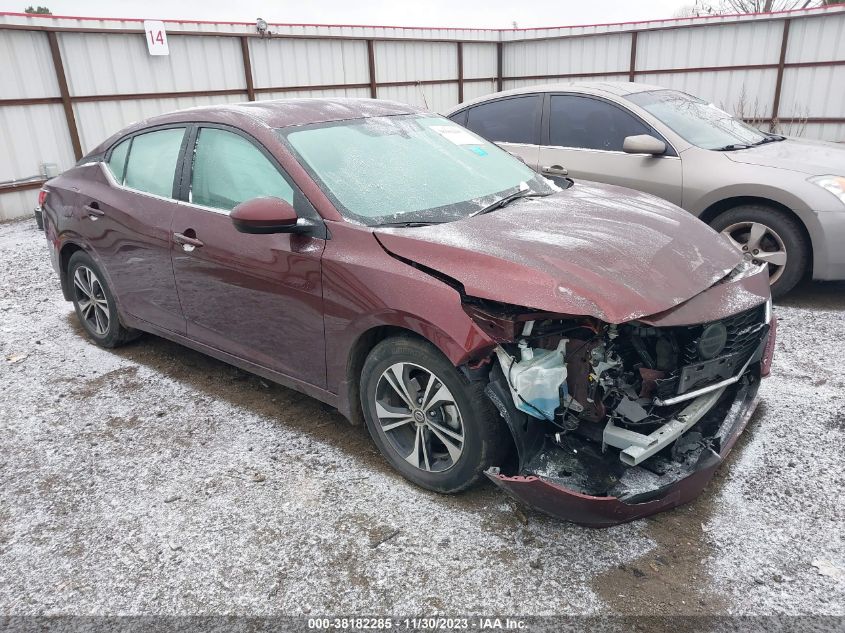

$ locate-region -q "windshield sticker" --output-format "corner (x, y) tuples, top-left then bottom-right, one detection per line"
(430, 125), (485, 146)
(470, 146), (488, 156)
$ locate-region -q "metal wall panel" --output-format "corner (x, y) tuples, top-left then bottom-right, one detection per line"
(0, 104), (75, 178)
(461, 80), (497, 103)
(499, 4), (839, 41)
(0, 103), (75, 220)
(258, 87), (371, 100)
(785, 13), (845, 63)
(0, 30), (58, 99)
(641, 69), (779, 118)
(59, 32), (245, 96)
(250, 38), (369, 89)
(798, 122), (845, 142)
(0, 189), (39, 221)
(778, 66), (845, 119)
(377, 83), (459, 114)
(0, 15), (501, 41)
(636, 21), (783, 71)
(502, 75), (629, 91)
(73, 93), (247, 152)
(503, 33), (631, 78)
(374, 41), (457, 82)
(462, 42), (497, 79)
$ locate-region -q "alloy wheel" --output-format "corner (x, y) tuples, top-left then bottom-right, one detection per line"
(720, 221), (788, 285)
(374, 362), (465, 473)
(73, 265), (110, 336)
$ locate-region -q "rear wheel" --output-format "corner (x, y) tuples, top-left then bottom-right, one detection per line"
(67, 251), (139, 348)
(710, 205), (809, 299)
(360, 336), (508, 493)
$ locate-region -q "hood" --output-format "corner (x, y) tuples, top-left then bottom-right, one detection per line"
(725, 137), (845, 175)
(374, 181), (743, 323)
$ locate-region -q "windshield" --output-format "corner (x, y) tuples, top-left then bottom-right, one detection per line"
(626, 89), (769, 150)
(281, 114), (555, 225)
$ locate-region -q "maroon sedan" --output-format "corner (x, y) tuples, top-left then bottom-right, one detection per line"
(40, 98), (775, 526)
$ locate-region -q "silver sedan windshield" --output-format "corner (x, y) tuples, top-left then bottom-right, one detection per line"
(627, 89), (769, 150)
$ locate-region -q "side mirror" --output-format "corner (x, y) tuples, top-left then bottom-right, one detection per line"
(623, 134), (666, 156)
(231, 197), (306, 235)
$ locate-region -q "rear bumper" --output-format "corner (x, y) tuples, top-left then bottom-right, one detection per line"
(486, 377), (760, 528)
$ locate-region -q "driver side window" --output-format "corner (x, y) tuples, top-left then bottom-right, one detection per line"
(190, 128), (295, 212)
(549, 95), (651, 152)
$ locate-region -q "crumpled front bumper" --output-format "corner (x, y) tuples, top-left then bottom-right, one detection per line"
(485, 378), (761, 528)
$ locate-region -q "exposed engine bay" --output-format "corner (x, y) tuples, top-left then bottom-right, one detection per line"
(463, 296), (774, 521)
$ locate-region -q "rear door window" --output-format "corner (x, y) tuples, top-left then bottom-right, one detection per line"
(124, 128), (186, 198)
(465, 95), (541, 145)
(549, 95), (652, 152)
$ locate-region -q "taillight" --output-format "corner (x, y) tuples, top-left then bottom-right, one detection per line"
(38, 189), (47, 207)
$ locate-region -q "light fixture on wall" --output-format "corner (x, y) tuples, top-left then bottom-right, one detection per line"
(256, 18), (268, 37)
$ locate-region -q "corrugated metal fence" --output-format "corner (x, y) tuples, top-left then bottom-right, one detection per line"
(1, 5), (844, 220)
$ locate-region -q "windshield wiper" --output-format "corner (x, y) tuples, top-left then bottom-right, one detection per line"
(469, 189), (543, 218)
(714, 143), (752, 151)
(752, 134), (786, 146)
(375, 220), (445, 228)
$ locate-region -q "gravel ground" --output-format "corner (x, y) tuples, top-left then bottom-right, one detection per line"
(0, 217), (843, 617)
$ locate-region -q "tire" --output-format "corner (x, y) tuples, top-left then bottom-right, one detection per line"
(67, 251), (140, 348)
(360, 336), (509, 494)
(710, 205), (809, 299)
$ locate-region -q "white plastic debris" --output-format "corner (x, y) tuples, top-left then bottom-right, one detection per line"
(812, 559), (845, 580)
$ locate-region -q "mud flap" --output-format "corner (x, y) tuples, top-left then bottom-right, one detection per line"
(486, 380), (760, 527)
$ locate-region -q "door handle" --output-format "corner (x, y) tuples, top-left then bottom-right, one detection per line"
(173, 232), (204, 252)
(542, 165), (569, 176)
(83, 202), (104, 220)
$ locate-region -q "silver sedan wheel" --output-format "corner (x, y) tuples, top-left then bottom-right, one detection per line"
(721, 221), (788, 285)
(374, 362), (465, 473)
(73, 265), (110, 336)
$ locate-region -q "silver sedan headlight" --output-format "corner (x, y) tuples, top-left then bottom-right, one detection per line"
(809, 175), (845, 206)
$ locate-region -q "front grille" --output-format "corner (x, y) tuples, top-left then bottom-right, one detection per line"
(681, 304), (766, 366)
(655, 304), (767, 399)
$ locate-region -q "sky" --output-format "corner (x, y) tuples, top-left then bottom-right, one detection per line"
(0, 0), (697, 29)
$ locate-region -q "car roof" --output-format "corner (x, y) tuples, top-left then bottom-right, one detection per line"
(139, 97), (426, 129)
(445, 81), (666, 114)
(86, 97), (428, 157)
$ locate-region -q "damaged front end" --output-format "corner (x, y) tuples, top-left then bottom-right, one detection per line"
(464, 292), (776, 527)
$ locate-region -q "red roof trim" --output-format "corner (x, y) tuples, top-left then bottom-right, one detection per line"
(1, 3), (843, 33)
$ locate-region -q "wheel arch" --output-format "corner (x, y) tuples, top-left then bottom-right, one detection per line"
(340, 325), (424, 425)
(698, 196), (814, 275)
(58, 241), (86, 300)
(337, 313), (496, 426)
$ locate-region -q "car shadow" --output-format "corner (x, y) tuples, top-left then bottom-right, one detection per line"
(777, 279), (845, 311)
(62, 313), (508, 513)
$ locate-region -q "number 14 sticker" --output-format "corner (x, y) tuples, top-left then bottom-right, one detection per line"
(143, 20), (169, 56)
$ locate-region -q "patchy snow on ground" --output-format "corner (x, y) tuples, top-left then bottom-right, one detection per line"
(0, 217), (843, 616)
(703, 292), (845, 615)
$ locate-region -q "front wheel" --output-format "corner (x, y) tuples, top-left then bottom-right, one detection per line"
(360, 336), (509, 493)
(710, 205), (809, 299)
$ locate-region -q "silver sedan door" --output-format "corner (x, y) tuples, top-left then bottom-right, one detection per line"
(539, 93), (683, 206)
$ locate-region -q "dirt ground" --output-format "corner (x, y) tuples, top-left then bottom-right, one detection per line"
(1, 217), (843, 616)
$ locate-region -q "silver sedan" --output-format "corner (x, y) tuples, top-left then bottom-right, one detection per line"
(446, 82), (845, 297)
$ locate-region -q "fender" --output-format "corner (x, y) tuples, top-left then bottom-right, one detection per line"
(690, 182), (811, 218)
